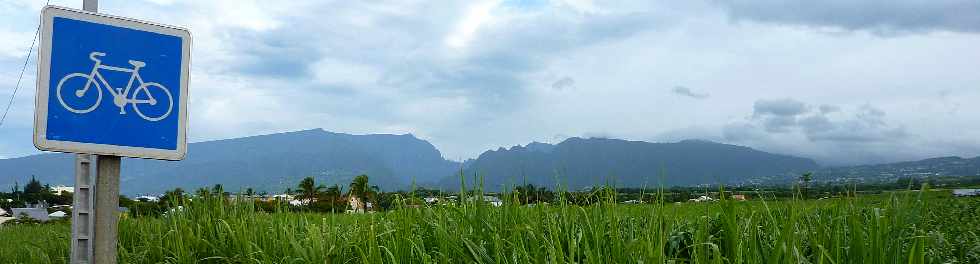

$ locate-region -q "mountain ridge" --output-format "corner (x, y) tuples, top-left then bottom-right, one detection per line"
(444, 137), (819, 190)
(2, 129), (976, 194)
(0, 128), (460, 195)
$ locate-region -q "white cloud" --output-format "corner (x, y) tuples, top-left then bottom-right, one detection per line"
(0, 28), (34, 59)
(311, 58), (381, 87)
(445, 0), (500, 49)
(0, 0), (978, 166)
(553, 0), (601, 14)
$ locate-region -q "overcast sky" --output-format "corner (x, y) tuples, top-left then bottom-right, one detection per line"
(1, 0), (978, 165)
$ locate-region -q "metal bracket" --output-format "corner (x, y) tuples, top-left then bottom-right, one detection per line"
(70, 154), (95, 264)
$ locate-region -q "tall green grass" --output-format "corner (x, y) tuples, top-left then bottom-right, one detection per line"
(2, 189), (978, 263)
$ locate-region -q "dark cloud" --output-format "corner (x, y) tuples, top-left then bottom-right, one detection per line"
(714, 0), (980, 34)
(751, 98), (804, 133)
(740, 99), (908, 143)
(806, 122), (907, 143)
(225, 31), (320, 79)
(762, 115), (797, 133)
(856, 104), (886, 126)
(2, 1), (979, 165)
(671, 86), (709, 99)
(797, 114), (835, 135)
(753, 98), (809, 117)
(372, 7), (659, 117)
(802, 104), (906, 142)
(818, 104), (840, 114)
(722, 100), (920, 165)
(552, 77), (575, 91)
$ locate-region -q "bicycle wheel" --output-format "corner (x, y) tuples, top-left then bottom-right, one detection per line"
(132, 82), (174, 122)
(55, 73), (102, 114)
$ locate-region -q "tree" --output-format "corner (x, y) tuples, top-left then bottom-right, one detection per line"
(297, 177), (324, 205)
(348, 175), (378, 211)
(20, 176), (48, 203)
(321, 184), (342, 206)
(211, 184), (226, 197)
(308, 184), (344, 213)
(160, 188), (186, 206)
(24, 175), (43, 195)
(799, 172), (813, 199)
(896, 177), (924, 190)
(513, 184), (553, 204)
(195, 187), (210, 198)
(324, 185), (342, 198)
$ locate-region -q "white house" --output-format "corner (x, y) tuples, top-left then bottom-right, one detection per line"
(953, 189), (980, 197)
(50, 185), (74, 195)
(272, 194), (295, 201)
(466, 195), (503, 207)
(689, 195), (715, 202)
(136, 195), (160, 202)
(48, 211), (67, 218)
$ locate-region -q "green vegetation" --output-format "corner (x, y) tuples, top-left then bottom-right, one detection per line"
(2, 186), (978, 263)
(0, 175), (72, 211)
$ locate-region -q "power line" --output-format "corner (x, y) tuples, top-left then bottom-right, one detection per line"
(0, 0), (50, 129)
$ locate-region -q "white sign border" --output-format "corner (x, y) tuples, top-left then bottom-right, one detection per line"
(34, 5), (192, 161)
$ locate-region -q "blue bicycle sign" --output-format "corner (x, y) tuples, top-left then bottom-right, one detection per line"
(57, 51), (174, 121)
(34, 6), (191, 160)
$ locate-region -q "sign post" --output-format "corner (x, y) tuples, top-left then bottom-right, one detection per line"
(33, 1), (190, 263)
(93, 155), (120, 264)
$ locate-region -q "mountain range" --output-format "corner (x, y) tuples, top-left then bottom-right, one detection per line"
(443, 138), (818, 190)
(815, 156), (980, 184)
(0, 128), (976, 195)
(0, 129), (458, 195)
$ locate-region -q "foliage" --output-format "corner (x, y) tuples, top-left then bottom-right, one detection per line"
(297, 177), (323, 204)
(0, 176), (72, 212)
(348, 174), (379, 211)
(2, 187), (979, 263)
(512, 184), (554, 204)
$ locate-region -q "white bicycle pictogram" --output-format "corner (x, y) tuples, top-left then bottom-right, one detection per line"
(56, 51), (174, 122)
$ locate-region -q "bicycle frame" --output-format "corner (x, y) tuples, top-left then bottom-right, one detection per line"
(78, 59), (156, 113)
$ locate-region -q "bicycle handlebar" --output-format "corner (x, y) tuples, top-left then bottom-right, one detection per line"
(89, 52), (106, 61)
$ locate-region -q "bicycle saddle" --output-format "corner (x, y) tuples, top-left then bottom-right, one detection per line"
(129, 60), (146, 68)
(89, 52), (106, 61)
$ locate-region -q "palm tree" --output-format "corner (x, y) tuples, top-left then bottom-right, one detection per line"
(348, 175), (378, 211)
(323, 185), (341, 202)
(195, 187), (210, 198)
(318, 184), (343, 212)
(212, 184), (225, 198)
(161, 188), (185, 206)
(297, 176), (324, 204)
